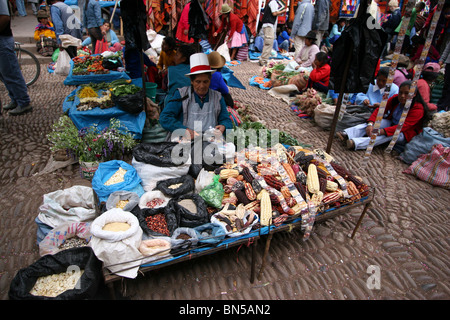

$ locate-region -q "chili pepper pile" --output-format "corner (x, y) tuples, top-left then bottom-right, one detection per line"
(146, 198), (165, 208)
(145, 213), (169, 236)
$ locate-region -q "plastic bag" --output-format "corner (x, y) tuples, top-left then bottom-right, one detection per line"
(314, 103), (336, 129)
(335, 104), (373, 133)
(155, 175), (195, 197)
(92, 160), (143, 203)
(111, 90), (145, 114)
(217, 42), (231, 62)
(132, 142), (191, 191)
(166, 194), (209, 228)
(52, 48), (60, 62)
(89, 208), (143, 278)
(102, 57), (123, 70)
(139, 238), (171, 258)
(37, 186), (96, 231)
(195, 168), (215, 193)
(9, 247), (102, 300)
(55, 50), (71, 75)
(284, 60), (300, 73)
(137, 206), (178, 237)
(199, 175), (224, 208)
(193, 223), (226, 245)
(211, 209), (259, 238)
(39, 222), (92, 257)
(138, 190), (170, 210)
(169, 227), (199, 256)
(106, 191), (140, 211)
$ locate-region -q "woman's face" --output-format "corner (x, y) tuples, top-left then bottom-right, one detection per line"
(305, 38), (313, 46)
(40, 18), (49, 24)
(103, 23), (110, 32)
(191, 73), (211, 96)
(398, 85), (410, 105)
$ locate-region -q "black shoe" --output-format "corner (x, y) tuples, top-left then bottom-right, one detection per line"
(3, 101), (17, 110)
(346, 139), (355, 150)
(9, 104), (32, 116)
(336, 131), (348, 142)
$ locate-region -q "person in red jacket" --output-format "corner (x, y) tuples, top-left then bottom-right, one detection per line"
(338, 81), (426, 152)
(176, 1), (194, 44)
(213, 4), (247, 60)
(305, 52), (330, 93)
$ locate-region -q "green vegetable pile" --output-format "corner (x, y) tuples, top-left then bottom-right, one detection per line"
(111, 84), (142, 96)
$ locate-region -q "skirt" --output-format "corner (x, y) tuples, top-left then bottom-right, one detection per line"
(228, 31), (247, 49)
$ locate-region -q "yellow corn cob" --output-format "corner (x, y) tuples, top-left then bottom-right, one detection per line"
(259, 190), (272, 226)
(311, 191), (323, 206)
(219, 169), (239, 180)
(306, 164), (320, 194)
(325, 180), (339, 192)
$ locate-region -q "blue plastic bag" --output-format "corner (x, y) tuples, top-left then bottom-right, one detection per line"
(92, 160), (143, 203)
(193, 223), (226, 245)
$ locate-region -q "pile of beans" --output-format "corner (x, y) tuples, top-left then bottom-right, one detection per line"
(146, 198), (165, 208)
(145, 213), (170, 236)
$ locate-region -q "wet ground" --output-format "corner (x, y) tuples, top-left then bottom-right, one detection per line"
(1, 9), (449, 301)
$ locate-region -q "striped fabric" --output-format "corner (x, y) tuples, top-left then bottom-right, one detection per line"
(403, 144), (450, 189)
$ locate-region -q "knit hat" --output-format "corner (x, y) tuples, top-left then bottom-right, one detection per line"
(207, 51), (226, 69)
(397, 54), (414, 70)
(388, 0), (399, 8)
(185, 53), (216, 76)
(423, 62), (440, 73)
(221, 4), (232, 14)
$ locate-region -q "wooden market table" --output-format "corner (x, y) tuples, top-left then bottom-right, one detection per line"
(102, 187), (375, 299)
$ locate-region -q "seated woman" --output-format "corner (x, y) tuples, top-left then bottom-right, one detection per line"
(34, 10), (57, 57)
(208, 51), (234, 107)
(81, 22), (122, 52)
(304, 52), (330, 94)
(337, 81), (428, 152)
(354, 67), (399, 108)
(159, 53), (233, 141)
(410, 35), (440, 65)
(164, 44), (197, 107)
(294, 31), (320, 72)
(328, 18), (346, 45)
(277, 23), (293, 52)
(417, 62), (440, 112)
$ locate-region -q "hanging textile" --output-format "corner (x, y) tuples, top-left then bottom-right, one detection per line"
(329, 0), (341, 24)
(121, 0), (151, 52)
(247, 0), (259, 36)
(329, 0), (387, 94)
(188, 0), (210, 41)
(339, 0), (361, 18)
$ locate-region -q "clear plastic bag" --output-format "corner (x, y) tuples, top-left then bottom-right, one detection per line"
(199, 175), (224, 208)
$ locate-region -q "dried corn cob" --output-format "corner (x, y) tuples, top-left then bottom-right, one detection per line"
(244, 182), (257, 201)
(259, 190), (272, 226)
(241, 166), (254, 183)
(282, 162), (296, 182)
(263, 175), (284, 190)
(306, 164), (320, 194)
(219, 169), (239, 179)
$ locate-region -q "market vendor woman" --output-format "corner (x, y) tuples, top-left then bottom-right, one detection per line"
(160, 53), (233, 140)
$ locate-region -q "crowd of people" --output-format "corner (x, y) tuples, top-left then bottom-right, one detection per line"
(1, 0), (449, 155)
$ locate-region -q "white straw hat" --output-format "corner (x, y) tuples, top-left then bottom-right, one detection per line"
(185, 53), (216, 76)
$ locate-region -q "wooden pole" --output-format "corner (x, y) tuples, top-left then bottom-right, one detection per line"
(257, 232), (273, 280)
(110, 0), (120, 24)
(325, 41), (354, 154)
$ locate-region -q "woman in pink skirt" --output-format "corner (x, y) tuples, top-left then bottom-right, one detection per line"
(213, 4), (247, 60)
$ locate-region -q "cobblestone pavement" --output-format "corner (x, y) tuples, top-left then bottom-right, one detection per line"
(0, 60), (449, 301)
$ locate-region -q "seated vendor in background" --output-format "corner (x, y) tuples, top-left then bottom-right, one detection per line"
(159, 53), (233, 141)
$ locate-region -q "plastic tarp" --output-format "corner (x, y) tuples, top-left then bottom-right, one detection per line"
(221, 66), (246, 90)
(63, 56), (130, 86)
(62, 79), (146, 139)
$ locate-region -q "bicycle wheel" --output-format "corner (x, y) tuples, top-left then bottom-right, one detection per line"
(15, 47), (41, 86)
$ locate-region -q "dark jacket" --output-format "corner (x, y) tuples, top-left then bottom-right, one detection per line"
(382, 8), (401, 35)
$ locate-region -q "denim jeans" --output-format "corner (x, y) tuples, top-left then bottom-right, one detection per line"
(15, 0), (27, 16)
(0, 36), (30, 107)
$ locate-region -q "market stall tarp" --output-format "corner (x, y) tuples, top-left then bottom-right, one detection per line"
(62, 81), (146, 139)
(63, 58), (131, 86)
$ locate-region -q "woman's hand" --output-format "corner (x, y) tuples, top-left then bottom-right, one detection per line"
(215, 125), (226, 134)
(365, 124), (373, 137)
(213, 32), (218, 37)
(363, 99), (370, 106)
(186, 128), (199, 140)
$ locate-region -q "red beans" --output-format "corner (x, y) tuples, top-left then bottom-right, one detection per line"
(145, 213), (169, 236)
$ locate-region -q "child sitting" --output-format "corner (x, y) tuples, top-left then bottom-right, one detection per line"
(157, 37), (177, 89)
(305, 52), (331, 94)
(34, 10), (57, 57)
(81, 22), (122, 53)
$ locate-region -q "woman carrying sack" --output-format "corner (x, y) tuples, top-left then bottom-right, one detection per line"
(213, 4), (247, 61)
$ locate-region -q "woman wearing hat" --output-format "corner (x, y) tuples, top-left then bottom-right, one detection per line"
(160, 53), (233, 140)
(294, 31), (320, 72)
(417, 62), (440, 112)
(33, 10), (57, 56)
(393, 54), (414, 87)
(213, 4), (247, 61)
